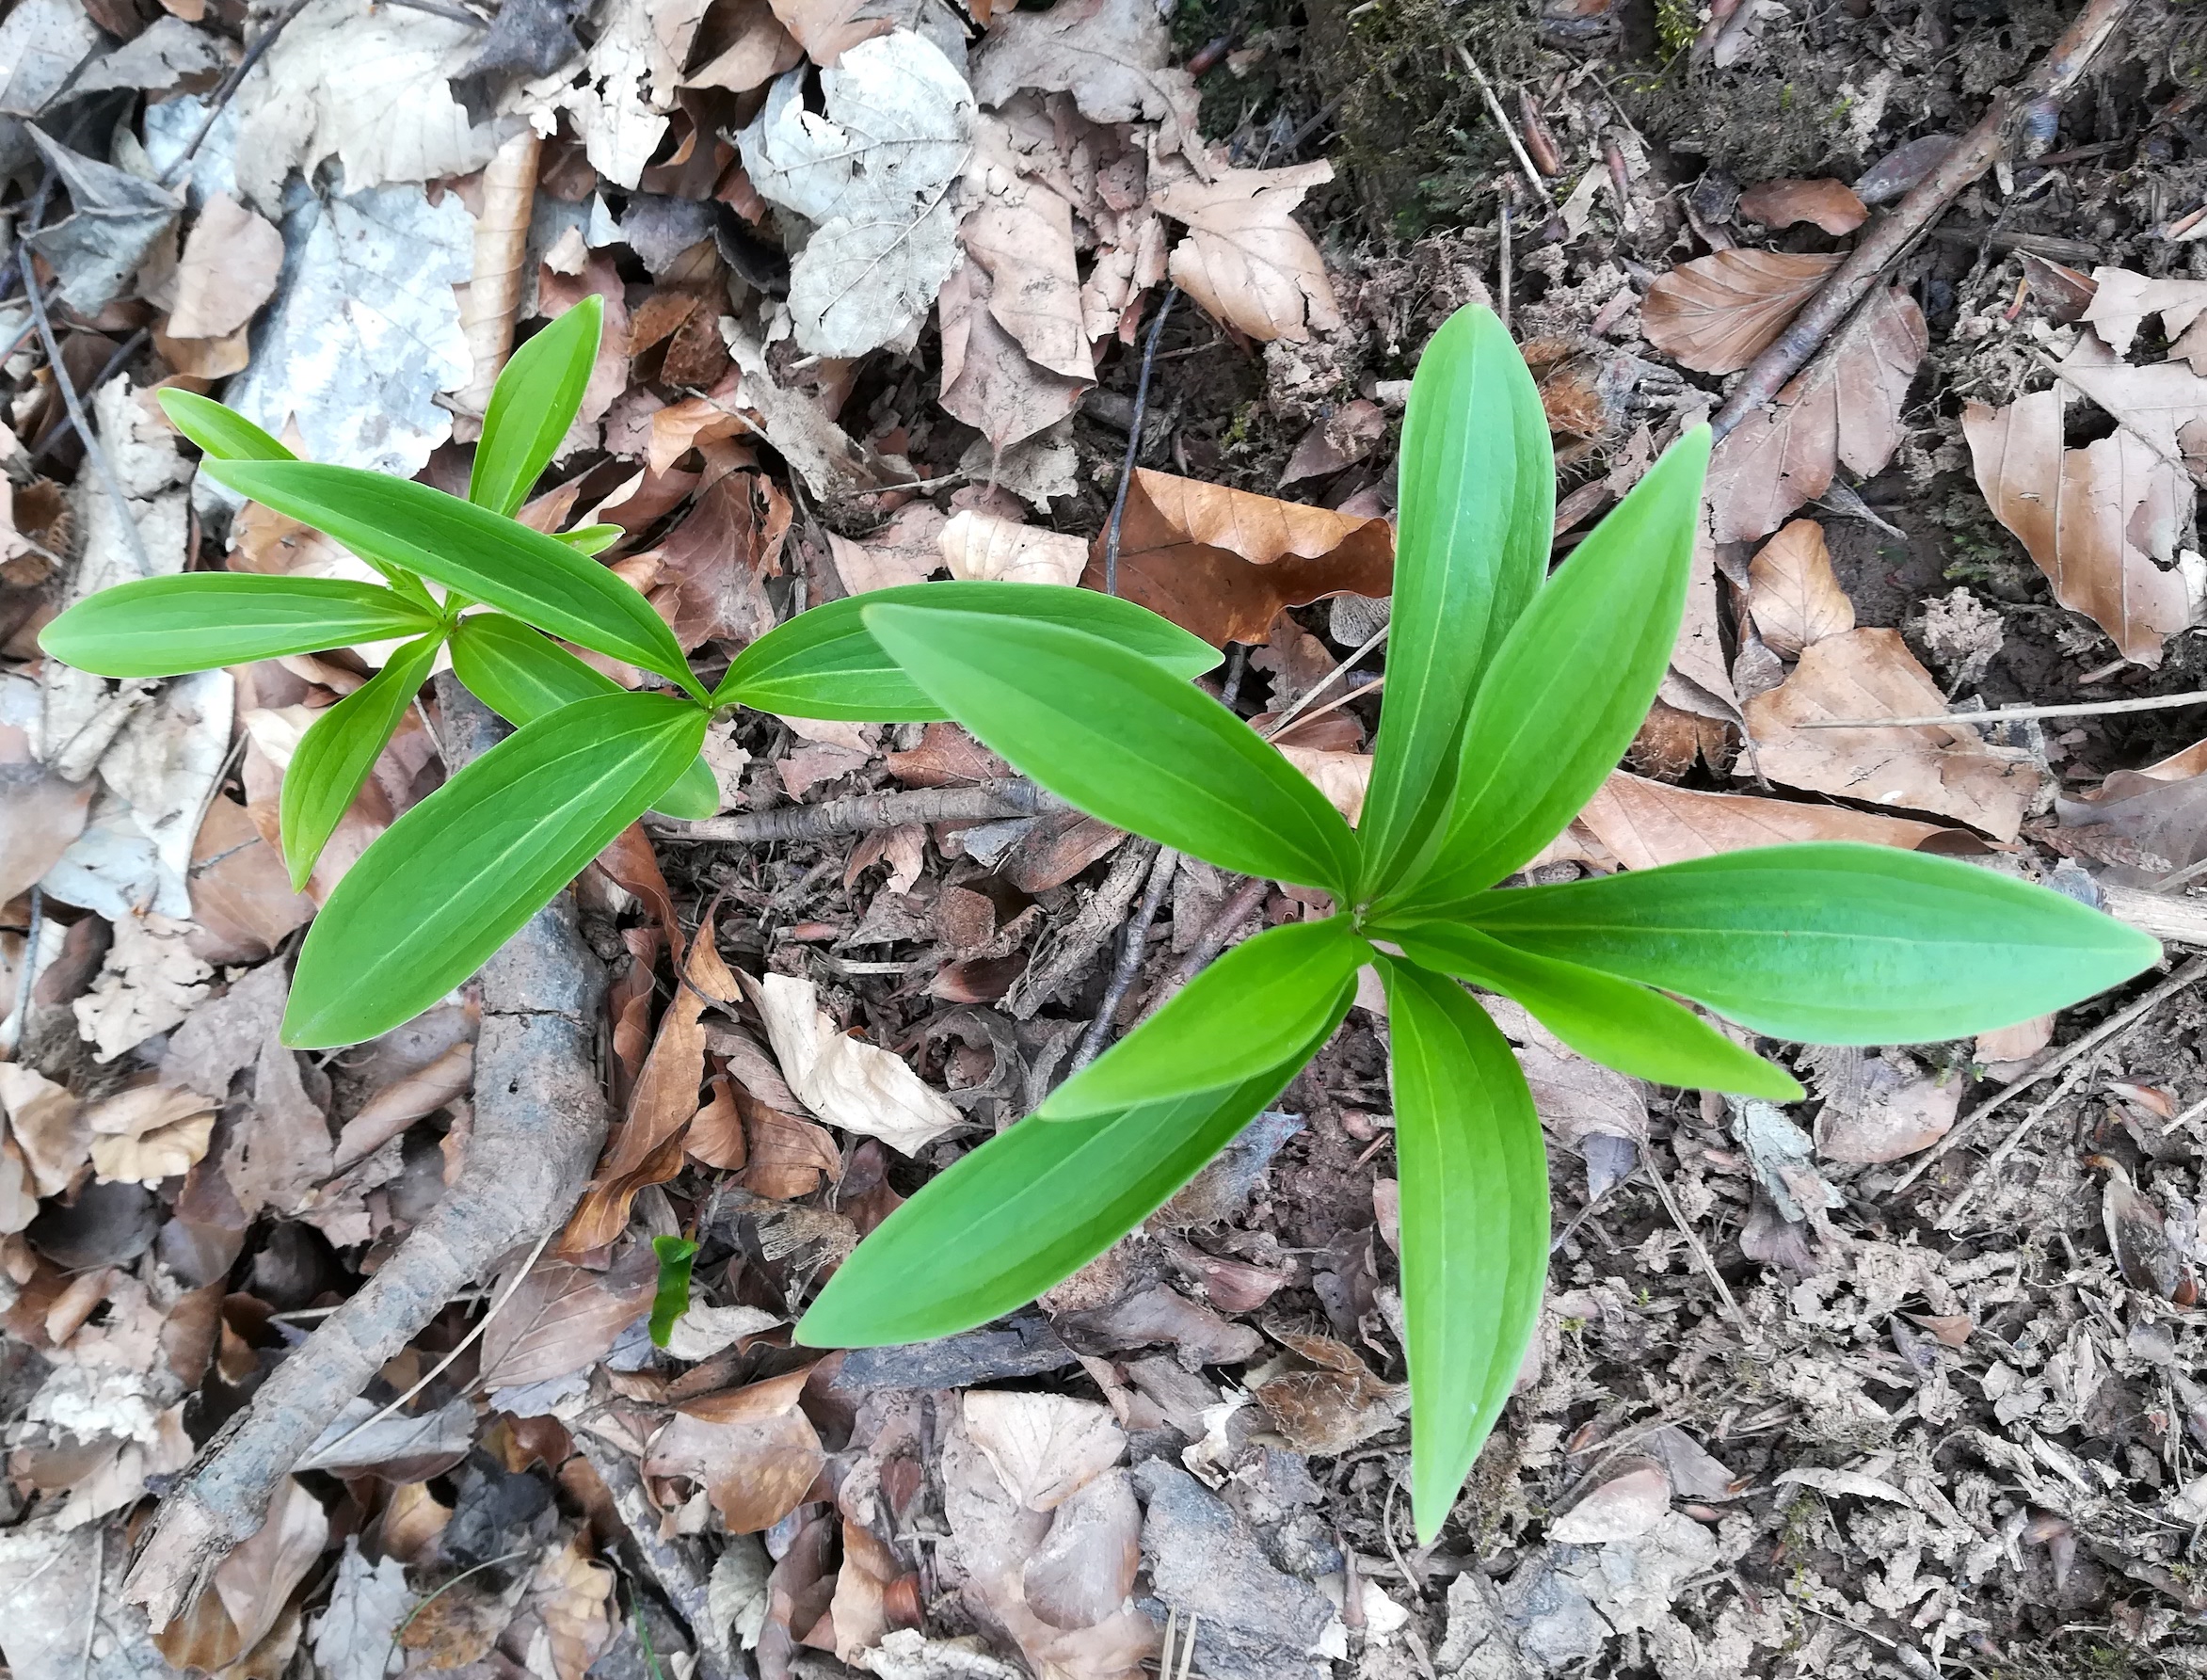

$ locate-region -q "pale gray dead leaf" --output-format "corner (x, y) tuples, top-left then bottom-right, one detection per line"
(535, 0), (706, 189)
(1548, 1458), (1671, 1544)
(1772, 1464), (1917, 1506)
(23, 128), (183, 317)
(231, 0), (503, 213)
(222, 184), (472, 480)
(72, 912), (214, 1064)
(738, 31), (973, 357)
(961, 1390), (1125, 1511)
(720, 325), (899, 499)
(2083, 266), (2207, 374)
(0, 0), (99, 116)
(76, 16), (232, 94)
(1731, 1099), (1842, 1223)
(708, 1534), (774, 1653)
(297, 1396), (477, 1473)
(309, 1539), (408, 1680)
(970, 0), (1199, 148)
(860, 1630), (1027, 1680)
(662, 1302), (785, 1361)
(748, 970), (963, 1155)
(0, 1518), (172, 1680)
(479, 1253), (653, 1389)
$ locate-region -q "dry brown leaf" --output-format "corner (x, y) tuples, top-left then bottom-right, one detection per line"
(1807, 1049), (1959, 1163)
(1976, 1015), (2054, 1064)
(168, 192), (284, 341)
(1575, 771), (1960, 869)
(685, 0), (804, 89)
(1704, 285), (1928, 543)
(528, 1530), (616, 1680)
(1962, 389), (2197, 667)
(649, 1368), (825, 1532)
(479, 1249), (654, 1390)
(0, 1062), (87, 1195)
(763, 0), (889, 64)
(1549, 1458), (1671, 1544)
(963, 129), (1092, 384)
(72, 909), (213, 1064)
(86, 1083), (216, 1186)
(648, 470), (791, 651)
(2084, 266), (2207, 374)
(1253, 1333), (1406, 1454)
(1640, 250), (1841, 375)
(1278, 744), (1370, 824)
(1082, 467), (1392, 646)
(1742, 628), (2042, 839)
(1736, 178), (1869, 234)
(746, 970), (961, 1156)
(1746, 519), (1854, 655)
(153, 1477), (329, 1672)
(333, 1041), (473, 1168)
(1, 685), (92, 900)
(184, 794), (314, 964)
(829, 503), (949, 595)
(1151, 160), (1338, 343)
(940, 509), (1087, 585)
(1020, 1468), (1142, 1632)
(938, 258), (1089, 456)
(2103, 1167), (2199, 1304)
(961, 1391), (1125, 1512)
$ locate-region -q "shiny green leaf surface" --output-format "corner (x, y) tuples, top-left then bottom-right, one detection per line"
(715, 581), (1222, 717)
(861, 604), (1360, 894)
(1459, 843), (2163, 1044)
(471, 296), (601, 516)
(201, 458), (703, 697)
(1040, 917), (1367, 1118)
(553, 523), (623, 555)
(1388, 918), (1801, 1097)
(796, 980), (1353, 1348)
(1381, 958), (1547, 1543)
(1360, 305), (1554, 897)
(282, 692), (707, 1048)
(649, 1235), (699, 1348)
(1392, 428), (1711, 912)
(39, 574), (440, 678)
(280, 632), (443, 890)
(156, 390), (296, 461)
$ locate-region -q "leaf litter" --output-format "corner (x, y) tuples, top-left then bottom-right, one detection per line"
(8, 4), (2207, 1679)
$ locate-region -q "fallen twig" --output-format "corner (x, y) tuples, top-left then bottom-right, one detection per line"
(1455, 47), (1558, 213)
(648, 776), (1063, 844)
(1102, 285), (1178, 597)
(1798, 689), (2207, 728)
(1709, 0), (2137, 440)
(124, 680), (614, 1626)
(1005, 836), (1157, 1020)
(23, 258), (150, 583)
(1069, 843), (1177, 1073)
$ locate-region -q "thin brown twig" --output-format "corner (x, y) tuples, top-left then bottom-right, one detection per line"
(29, 327), (152, 466)
(1798, 690), (2207, 729)
(648, 777), (1062, 844)
(1708, 0), (2138, 440)
(23, 257), (151, 581)
(1103, 286), (1178, 597)
(1455, 47), (1557, 212)
(161, 0), (317, 186)
(1153, 873), (1271, 1005)
(1262, 622), (1390, 738)
(1641, 1146), (1753, 1339)
(1069, 843), (1178, 1073)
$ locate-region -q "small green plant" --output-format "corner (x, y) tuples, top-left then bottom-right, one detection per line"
(797, 304), (2159, 1539)
(38, 299), (1218, 1049)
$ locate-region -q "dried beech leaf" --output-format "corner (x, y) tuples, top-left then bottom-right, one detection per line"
(2104, 1168), (2199, 1304)
(648, 1368), (825, 1532)
(1278, 744), (1370, 824)
(1736, 178), (1869, 235)
(1575, 770), (1960, 869)
(1807, 1048), (1959, 1163)
(479, 1252), (653, 1390)
(940, 510), (1087, 586)
(1962, 390), (2199, 667)
(1548, 1457), (1670, 1544)
(961, 1391), (1126, 1511)
(1082, 467), (1394, 645)
(1151, 160), (1340, 344)
(1746, 519), (1854, 656)
(1741, 628), (2042, 839)
(1640, 250), (1841, 375)
(1704, 285), (1927, 543)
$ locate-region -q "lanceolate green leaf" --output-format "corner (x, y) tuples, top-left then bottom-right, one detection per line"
(797, 982), (1355, 1348)
(1390, 428), (1712, 914)
(471, 296), (602, 517)
(1360, 305), (1554, 898)
(283, 692), (708, 1048)
(1041, 918), (1368, 1118)
(449, 614), (717, 818)
(715, 581), (1221, 717)
(649, 1235), (700, 1348)
(1460, 842), (2163, 1044)
(863, 605), (1360, 895)
(554, 523), (623, 555)
(156, 389), (296, 461)
(1381, 957), (1548, 1544)
(1387, 919), (1802, 1098)
(200, 459), (703, 698)
(280, 633), (444, 890)
(39, 574), (440, 678)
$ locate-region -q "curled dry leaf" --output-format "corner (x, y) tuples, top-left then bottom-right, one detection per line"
(1742, 628), (2042, 839)
(1746, 519), (1854, 656)
(748, 971), (962, 1156)
(1151, 159), (1340, 343)
(961, 1390), (1126, 1511)
(1963, 389), (2199, 667)
(0, 1062), (88, 1196)
(647, 1368), (825, 1532)
(1253, 1332), (1406, 1455)
(1279, 744), (1371, 824)
(1083, 467), (1393, 646)
(1704, 285), (1928, 543)
(1575, 770), (1962, 870)
(940, 509), (1087, 586)
(1736, 178), (1870, 234)
(1640, 250), (1841, 376)
(939, 258), (1092, 456)
(1549, 1456), (1671, 1544)
(962, 123), (1093, 385)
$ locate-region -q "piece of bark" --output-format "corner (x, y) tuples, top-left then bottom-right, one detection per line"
(124, 678), (612, 1626)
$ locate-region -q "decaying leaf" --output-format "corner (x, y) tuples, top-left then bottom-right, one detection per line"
(970, 0), (1201, 144)
(1083, 467), (1392, 646)
(1640, 250), (1841, 376)
(2103, 1165), (2199, 1304)
(2084, 267), (2207, 374)
(86, 1085), (217, 1187)
(1704, 285), (1928, 542)
(738, 32), (974, 357)
(72, 912), (215, 1064)
(960, 1391), (1126, 1511)
(961, 122), (1093, 384)
(1736, 178), (1869, 234)
(152, 1477), (328, 1672)
(310, 1539), (411, 1680)
(1746, 519), (1854, 656)
(1804, 1047), (1959, 1163)
(1575, 771), (1961, 870)
(167, 193), (284, 341)
(747, 971), (963, 1156)
(647, 1368), (825, 1532)
(1549, 1456), (1671, 1544)
(1253, 1332), (1406, 1455)
(940, 510), (1087, 585)
(1742, 629), (2042, 839)
(1151, 160), (1339, 344)
(479, 1251), (653, 1391)
(1963, 389), (2199, 667)
(938, 259), (1091, 456)
(22, 131), (181, 315)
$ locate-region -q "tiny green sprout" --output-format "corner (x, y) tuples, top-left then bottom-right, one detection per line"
(795, 303), (2160, 1543)
(648, 1235), (701, 1348)
(38, 297), (1220, 1050)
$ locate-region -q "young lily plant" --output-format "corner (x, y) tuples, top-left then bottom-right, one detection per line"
(798, 303), (2161, 1540)
(39, 300), (1219, 1049)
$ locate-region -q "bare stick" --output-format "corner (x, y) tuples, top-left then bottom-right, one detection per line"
(1103, 287), (1178, 597)
(1799, 689), (2207, 729)
(1151, 872), (1271, 1009)
(1456, 47), (1557, 212)
(1888, 954), (2207, 1197)
(648, 777), (1062, 844)
(1069, 843), (1178, 1073)
(1005, 837), (1156, 1020)
(1264, 622), (1389, 737)
(23, 260), (151, 582)
(125, 680), (614, 1625)
(1709, 0), (2137, 440)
